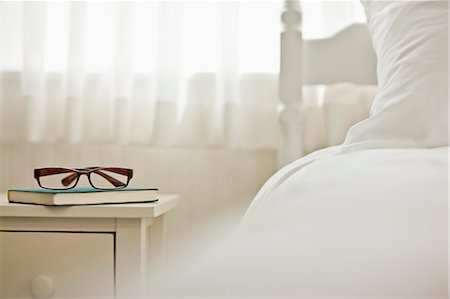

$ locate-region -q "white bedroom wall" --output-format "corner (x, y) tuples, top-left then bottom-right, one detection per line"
(0, 144), (277, 259)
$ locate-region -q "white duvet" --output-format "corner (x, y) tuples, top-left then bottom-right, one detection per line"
(161, 146), (448, 298)
(243, 146), (447, 297)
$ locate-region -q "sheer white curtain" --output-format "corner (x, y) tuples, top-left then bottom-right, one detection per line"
(0, 1), (365, 149)
(302, 0), (366, 39)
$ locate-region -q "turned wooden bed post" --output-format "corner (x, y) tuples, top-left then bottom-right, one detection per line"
(279, 0), (303, 167)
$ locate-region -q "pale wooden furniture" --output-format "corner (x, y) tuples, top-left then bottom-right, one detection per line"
(278, 0), (377, 166)
(0, 193), (178, 299)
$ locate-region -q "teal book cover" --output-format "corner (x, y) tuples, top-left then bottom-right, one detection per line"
(8, 188), (158, 194)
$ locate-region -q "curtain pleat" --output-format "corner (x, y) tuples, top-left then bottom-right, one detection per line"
(65, 2), (86, 143)
(22, 2), (47, 142)
(113, 2), (134, 145)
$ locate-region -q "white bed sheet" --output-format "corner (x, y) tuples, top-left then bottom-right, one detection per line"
(162, 146), (448, 298)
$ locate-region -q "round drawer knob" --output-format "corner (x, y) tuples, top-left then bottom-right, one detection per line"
(30, 275), (54, 299)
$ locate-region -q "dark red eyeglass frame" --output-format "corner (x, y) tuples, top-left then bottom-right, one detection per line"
(34, 167), (133, 190)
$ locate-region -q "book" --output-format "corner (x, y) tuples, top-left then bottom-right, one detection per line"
(7, 188), (158, 206)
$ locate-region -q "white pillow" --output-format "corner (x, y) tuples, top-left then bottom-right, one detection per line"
(343, 1), (448, 151)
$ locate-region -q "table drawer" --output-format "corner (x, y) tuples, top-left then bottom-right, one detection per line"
(0, 231), (114, 299)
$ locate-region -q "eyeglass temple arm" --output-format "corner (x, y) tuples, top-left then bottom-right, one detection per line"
(84, 167), (132, 178)
(61, 173), (79, 187)
(96, 167), (132, 177)
(93, 170), (126, 187)
(61, 171), (126, 187)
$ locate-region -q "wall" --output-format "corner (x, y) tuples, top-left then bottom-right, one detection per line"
(0, 143), (278, 260)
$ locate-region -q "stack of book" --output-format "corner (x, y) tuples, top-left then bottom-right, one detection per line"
(7, 188), (158, 206)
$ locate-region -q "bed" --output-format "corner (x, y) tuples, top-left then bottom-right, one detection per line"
(156, 1), (448, 298)
(278, 0), (377, 166)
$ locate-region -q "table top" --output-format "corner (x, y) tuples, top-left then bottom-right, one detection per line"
(0, 193), (179, 219)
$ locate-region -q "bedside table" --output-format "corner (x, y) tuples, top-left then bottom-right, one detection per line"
(0, 193), (178, 299)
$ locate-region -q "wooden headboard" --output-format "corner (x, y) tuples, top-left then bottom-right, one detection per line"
(278, 0), (377, 166)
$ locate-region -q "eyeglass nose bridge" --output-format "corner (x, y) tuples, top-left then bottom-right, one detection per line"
(72, 171), (93, 188)
(75, 169), (91, 175)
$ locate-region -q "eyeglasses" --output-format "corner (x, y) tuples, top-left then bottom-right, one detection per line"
(34, 167), (133, 190)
